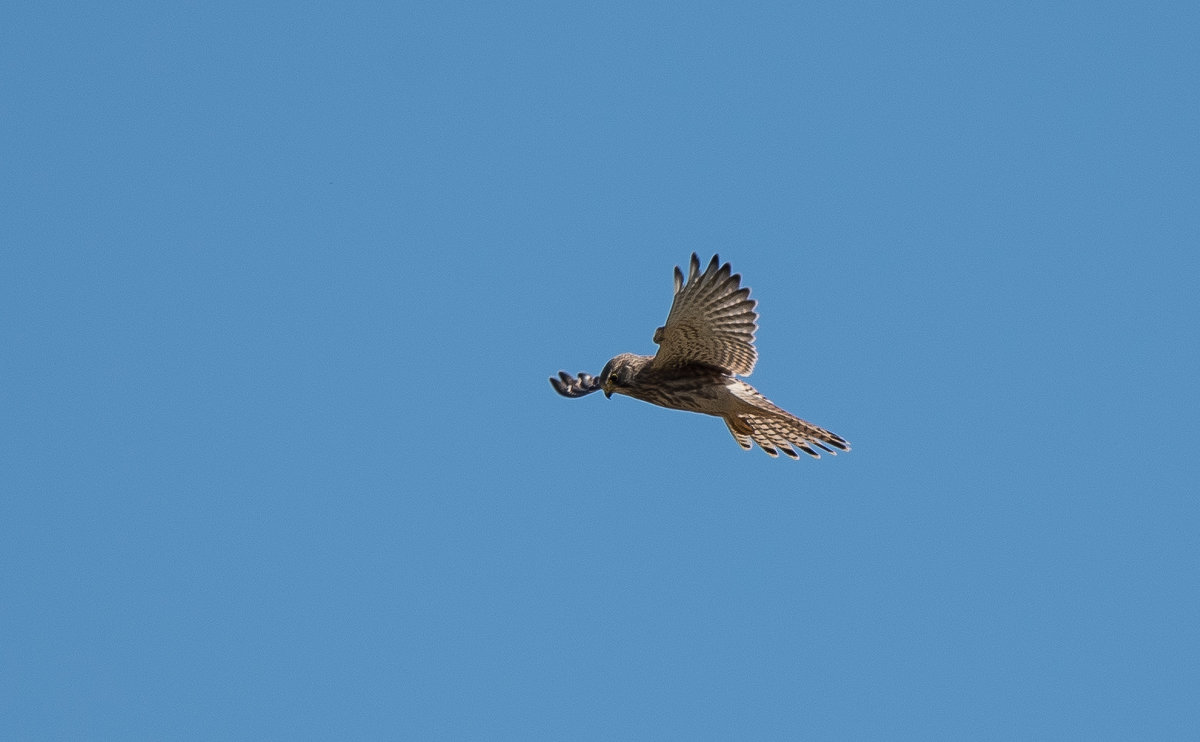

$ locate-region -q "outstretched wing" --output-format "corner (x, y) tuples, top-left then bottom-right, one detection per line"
(650, 254), (758, 375)
(549, 371), (603, 398)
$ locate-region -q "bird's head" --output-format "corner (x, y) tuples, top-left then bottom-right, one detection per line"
(599, 353), (643, 399)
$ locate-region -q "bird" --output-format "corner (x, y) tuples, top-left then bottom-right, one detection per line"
(549, 253), (850, 459)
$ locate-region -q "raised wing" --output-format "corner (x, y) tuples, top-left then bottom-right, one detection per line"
(650, 254), (758, 375)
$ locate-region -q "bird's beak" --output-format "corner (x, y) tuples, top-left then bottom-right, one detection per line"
(604, 389), (612, 399)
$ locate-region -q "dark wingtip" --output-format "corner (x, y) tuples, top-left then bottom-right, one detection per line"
(550, 369), (604, 398)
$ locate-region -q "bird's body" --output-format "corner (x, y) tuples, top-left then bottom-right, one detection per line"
(550, 254), (849, 459)
(599, 353), (727, 412)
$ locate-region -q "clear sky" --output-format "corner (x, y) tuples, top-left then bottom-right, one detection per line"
(3, 2), (1198, 739)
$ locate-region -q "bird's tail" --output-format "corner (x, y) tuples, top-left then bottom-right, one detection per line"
(723, 410), (850, 459)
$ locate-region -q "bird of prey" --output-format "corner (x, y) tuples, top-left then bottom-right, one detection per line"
(549, 254), (850, 459)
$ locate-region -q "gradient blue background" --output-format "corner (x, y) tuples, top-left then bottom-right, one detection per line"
(4, 2), (1197, 739)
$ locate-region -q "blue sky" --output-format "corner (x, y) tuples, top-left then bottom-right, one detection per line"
(3, 2), (1198, 739)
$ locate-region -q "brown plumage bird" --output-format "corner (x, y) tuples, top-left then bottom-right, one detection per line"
(550, 254), (849, 459)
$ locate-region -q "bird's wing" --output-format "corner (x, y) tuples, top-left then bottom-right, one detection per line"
(650, 253), (758, 375)
(549, 371), (603, 398)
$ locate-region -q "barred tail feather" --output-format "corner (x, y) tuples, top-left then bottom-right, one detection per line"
(725, 411), (850, 459)
(723, 415), (755, 451)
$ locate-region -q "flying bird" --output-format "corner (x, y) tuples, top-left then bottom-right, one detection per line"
(549, 254), (850, 459)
